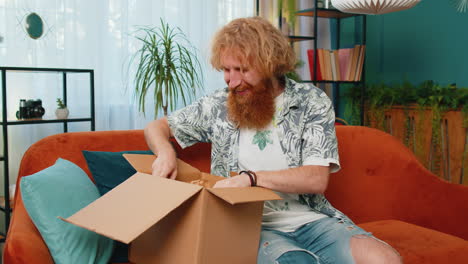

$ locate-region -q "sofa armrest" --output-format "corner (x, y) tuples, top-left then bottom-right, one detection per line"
(329, 126), (468, 240)
(3, 191), (53, 264)
(389, 158), (468, 240)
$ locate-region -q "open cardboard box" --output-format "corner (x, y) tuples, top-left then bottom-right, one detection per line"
(62, 154), (281, 264)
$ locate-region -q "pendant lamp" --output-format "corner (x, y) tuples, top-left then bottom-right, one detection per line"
(330, 0), (421, 15)
(451, 0), (468, 12)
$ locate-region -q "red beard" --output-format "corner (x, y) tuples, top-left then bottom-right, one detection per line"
(227, 79), (275, 130)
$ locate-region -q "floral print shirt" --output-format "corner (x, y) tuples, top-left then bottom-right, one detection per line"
(167, 78), (351, 220)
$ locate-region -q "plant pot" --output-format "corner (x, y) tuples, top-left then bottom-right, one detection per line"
(55, 108), (69, 119)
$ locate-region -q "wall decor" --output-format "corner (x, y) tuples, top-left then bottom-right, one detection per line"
(24, 12), (44, 39)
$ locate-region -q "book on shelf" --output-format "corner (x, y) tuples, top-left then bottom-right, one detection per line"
(338, 48), (352, 81)
(307, 45), (365, 82)
(347, 45), (360, 81)
(318, 49), (326, 80)
(329, 51), (337, 81)
(323, 50), (332, 80)
(354, 45), (366, 81)
(333, 50), (341, 82)
(306, 49), (323, 81)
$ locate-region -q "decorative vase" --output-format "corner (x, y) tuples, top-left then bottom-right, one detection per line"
(55, 108), (69, 119)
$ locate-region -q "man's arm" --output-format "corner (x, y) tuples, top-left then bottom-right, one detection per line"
(213, 165), (329, 194)
(144, 117), (178, 179)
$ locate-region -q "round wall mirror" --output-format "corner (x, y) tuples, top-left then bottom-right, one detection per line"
(25, 13), (44, 39)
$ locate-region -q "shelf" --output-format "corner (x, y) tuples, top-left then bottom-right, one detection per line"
(2, 117), (92, 125)
(0, 66), (95, 241)
(296, 8), (358, 18)
(288, 35), (315, 42)
(0, 196), (13, 212)
(0, 66), (93, 73)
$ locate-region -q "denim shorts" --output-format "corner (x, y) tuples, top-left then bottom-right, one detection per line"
(257, 216), (373, 264)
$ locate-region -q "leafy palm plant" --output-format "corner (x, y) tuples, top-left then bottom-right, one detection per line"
(132, 19), (203, 118)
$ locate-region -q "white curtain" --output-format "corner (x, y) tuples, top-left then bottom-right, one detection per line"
(0, 0), (254, 199)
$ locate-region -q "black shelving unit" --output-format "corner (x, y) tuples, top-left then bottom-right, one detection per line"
(296, 3), (367, 124)
(256, 0), (367, 124)
(0, 67), (95, 242)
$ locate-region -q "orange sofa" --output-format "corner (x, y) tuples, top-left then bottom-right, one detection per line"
(4, 126), (468, 263)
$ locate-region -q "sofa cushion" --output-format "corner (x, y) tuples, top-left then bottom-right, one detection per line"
(359, 220), (468, 264)
(82, 149), (152, 263)
(82, 150), (152, 195)
(20, 158), (114, 264)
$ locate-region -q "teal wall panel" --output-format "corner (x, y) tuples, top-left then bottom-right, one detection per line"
(338, 0), (468, 121)
(366, 0), (468, 86)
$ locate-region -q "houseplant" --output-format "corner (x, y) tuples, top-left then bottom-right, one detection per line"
(55, 98), (69, 119)
(132, 19), (203, 118)
(344, 80), (468, 184)
(278, 0), (297, 35)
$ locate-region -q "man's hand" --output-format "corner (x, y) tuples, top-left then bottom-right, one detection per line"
(213, 174), (251, 188)
(145, 117), (178, 179)
(151, 151), (177, 179)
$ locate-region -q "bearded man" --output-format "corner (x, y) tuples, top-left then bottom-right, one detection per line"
(144, 17), (401, 264)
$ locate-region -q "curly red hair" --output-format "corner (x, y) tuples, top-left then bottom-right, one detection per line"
(210, 17), (296, 78)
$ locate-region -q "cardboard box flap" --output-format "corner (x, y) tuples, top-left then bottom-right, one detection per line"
(61, 172), (202, 244)
(123, 154), (202, 183)
(207, 187), (282, 205)
(198, 172), (225, 188)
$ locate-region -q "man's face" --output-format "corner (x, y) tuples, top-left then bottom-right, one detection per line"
(222, 54), (263, 98)
(221, 54), (275, 130)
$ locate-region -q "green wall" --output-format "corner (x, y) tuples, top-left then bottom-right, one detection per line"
(366, 0), (468, 86)
(337, 0), (468, 120)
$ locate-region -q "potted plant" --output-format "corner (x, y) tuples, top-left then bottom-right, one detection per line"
(55, 98), (69, 119)
(132, 19), (203, 118)
(278, 0), (297, 35)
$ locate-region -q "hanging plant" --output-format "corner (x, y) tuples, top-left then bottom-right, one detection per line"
(343, 84), (363, 125)
(425, 83), (457, 177)
(366, 83), (395, 132)
(393, 80), (417, 148)
(429, 104), (444, 175)
(414, 104), (428, 165)
(460, 93), (468, 185)
(413, 81), (434, 166)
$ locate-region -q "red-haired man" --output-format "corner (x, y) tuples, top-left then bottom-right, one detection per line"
(145, 17), (401, 264)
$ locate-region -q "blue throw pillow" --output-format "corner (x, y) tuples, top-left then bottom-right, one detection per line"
(20, 158), (114, 264)
(82, 149), (152, 263)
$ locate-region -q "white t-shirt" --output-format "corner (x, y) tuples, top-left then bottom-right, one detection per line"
(238, 93), (328, 233)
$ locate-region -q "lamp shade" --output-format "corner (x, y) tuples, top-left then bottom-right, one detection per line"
(451, 0), (468, 13)
(331, 0), (421, 15)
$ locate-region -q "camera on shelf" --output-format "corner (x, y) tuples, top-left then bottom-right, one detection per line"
(16, 99), (45, 119)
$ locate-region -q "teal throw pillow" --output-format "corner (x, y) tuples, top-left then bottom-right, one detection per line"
(82, 149), (152, 263)
(20, 158), (114, 264)
(82, 150), (152, 196)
